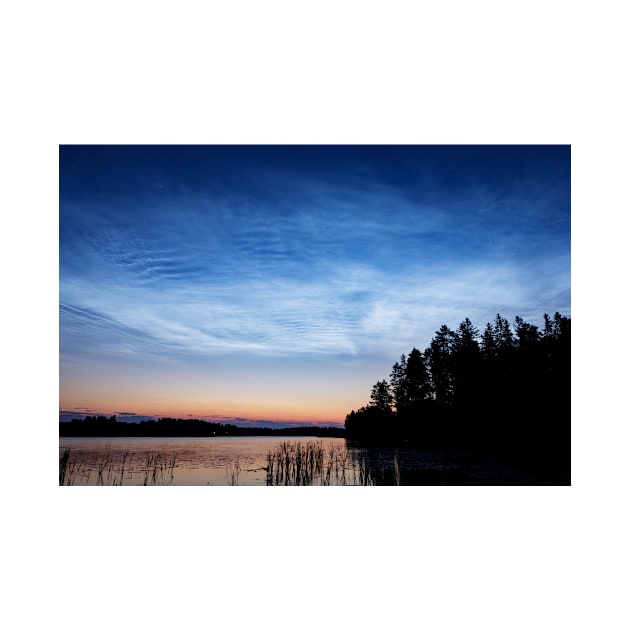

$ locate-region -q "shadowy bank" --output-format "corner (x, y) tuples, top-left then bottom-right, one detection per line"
(59, 416), (345, 438)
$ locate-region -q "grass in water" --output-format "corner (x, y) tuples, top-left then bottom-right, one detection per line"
(265, 441), (400, 486)
(60, 449), (177, 486)
(226, 457), (242, 485)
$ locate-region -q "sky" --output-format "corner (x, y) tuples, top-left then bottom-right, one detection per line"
(59, 145), (570, 426)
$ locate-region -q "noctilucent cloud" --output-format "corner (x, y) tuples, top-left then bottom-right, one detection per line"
(59, 145), (570, 426)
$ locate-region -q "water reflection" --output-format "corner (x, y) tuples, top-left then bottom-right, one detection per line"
(59, 436), (569, 485)
(59, 436), (347, 486)
(59, 436), (409, 486)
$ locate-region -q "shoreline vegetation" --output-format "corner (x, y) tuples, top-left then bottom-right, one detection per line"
(59, 447), (178, 486)
(59, 416), (345, 438)
(59, 438), (568, 486)
(344, 312), (570, 472)
(59, 311), (570, 485)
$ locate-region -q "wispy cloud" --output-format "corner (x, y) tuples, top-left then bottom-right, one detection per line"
(60, 146), (570, 420)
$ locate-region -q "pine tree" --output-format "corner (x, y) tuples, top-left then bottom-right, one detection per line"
(369, 380), (393, 413)
(426, 325), (455, 405)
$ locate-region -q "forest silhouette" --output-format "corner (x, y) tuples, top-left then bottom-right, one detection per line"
(345, 312), (570, 468)
(59, 415), (345, 438)
(60, 311), (570, 475)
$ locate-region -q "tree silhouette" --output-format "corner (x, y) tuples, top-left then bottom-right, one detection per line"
(426, 324), (455, 406)
(390, 348), (431, 414)
(369, 379), (394, 413)
(345, 311), (570, 467)
(452, 318), (481, 407)
(389, 354), (408, 412)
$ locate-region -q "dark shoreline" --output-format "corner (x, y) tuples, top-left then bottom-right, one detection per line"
(59, 416), (346, 438)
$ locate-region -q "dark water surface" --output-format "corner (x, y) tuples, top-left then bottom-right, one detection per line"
(59, 436), (569, 485)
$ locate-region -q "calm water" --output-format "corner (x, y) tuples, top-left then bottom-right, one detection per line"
(59, 435), (568, 485)
(59, 436), (349, 486)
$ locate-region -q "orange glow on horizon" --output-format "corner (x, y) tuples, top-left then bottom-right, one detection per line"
(59, 394), (350, 425)
(59, 354), (381, 426)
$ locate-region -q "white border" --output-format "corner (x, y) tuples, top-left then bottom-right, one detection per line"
(5, 2), (627, 628)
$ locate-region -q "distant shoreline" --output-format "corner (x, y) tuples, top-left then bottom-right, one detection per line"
(59, 416), (346, 439)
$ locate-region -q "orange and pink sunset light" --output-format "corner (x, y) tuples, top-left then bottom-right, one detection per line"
(60, 145), (570, 428)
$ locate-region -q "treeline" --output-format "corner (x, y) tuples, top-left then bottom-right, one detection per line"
(59, 416), (345, 438)
(346, 312), (570, 460)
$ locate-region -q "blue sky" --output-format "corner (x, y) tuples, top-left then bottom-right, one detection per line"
(59, 145), (570, 425)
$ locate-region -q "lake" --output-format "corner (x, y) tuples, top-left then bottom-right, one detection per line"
(60, 436), (349, 486)
(59, 436), (569, 485)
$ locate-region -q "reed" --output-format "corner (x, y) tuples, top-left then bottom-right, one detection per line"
(60, 449), (177, 486)
(59, 448), (70, 485)
(59, 449), (91, 485)
(265, 441), (359, 486)
(226, 456), (241, 485)
(264, 441), (403, 486)
(142, 451), (177, 485)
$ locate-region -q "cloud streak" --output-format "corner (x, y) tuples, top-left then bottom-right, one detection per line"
(60, 145), (570, 422)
